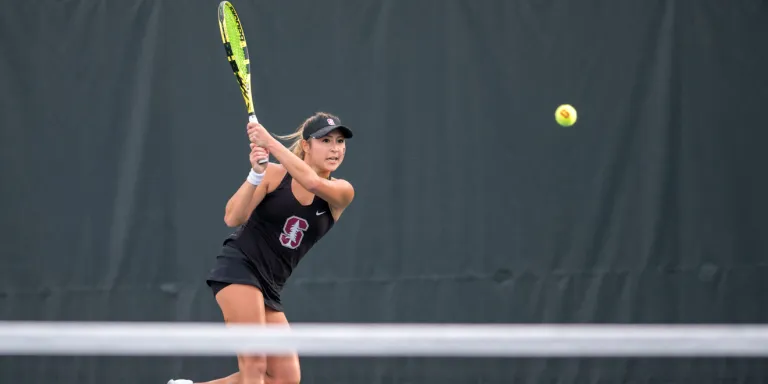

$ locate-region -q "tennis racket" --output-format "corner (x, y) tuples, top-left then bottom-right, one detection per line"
(217, 1), (267, 164)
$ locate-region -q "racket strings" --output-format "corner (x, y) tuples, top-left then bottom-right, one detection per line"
(224, 12), (248, 74)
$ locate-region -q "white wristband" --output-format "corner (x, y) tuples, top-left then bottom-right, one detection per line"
(246, 168), (265, 186)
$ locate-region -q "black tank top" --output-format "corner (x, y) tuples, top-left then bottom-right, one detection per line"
(224, 172), (335, 286)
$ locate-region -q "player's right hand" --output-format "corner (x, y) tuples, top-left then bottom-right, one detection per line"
(250, 143), (269, 173)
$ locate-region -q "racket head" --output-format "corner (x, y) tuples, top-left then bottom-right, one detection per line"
(217, 1), (256, 120)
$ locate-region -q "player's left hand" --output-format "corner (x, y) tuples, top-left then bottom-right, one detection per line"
(247, 122), (271, 148)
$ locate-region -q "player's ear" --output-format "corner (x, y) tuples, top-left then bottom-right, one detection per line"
(301, 139), (311, 154)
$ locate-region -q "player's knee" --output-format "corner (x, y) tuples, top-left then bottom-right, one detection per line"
(240, 356), (268, 378)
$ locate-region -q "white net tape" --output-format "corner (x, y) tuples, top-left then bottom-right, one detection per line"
(1, 321), (767, 357)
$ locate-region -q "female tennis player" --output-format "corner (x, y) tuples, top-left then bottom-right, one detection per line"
(168, 112), (354, 384)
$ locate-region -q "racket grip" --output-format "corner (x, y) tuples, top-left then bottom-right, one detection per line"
(249, 114), (265, 163)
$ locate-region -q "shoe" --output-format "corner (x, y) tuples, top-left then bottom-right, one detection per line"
(167, 380), (193, 384)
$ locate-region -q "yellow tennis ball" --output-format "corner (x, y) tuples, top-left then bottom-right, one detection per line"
(555, 104), (577, 127)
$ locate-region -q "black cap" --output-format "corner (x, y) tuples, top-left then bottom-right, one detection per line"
(303, 115), (354, 140)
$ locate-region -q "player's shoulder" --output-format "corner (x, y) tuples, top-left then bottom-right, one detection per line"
(264, 162), (287, 186)
(330, 176), (353, 188)
(265, 162), (286, 174)
(330, 177), (355, 204)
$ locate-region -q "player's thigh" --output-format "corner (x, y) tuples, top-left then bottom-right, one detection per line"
(214, 283), (267, 324)
(215, 283), (269, 378)
(265, 308), (301, 384)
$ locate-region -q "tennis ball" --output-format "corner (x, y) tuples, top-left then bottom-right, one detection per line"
(555, 104), (577, 127)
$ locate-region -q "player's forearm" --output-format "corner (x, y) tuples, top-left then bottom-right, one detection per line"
(224, 181), (257, 226)
(265, 136), (321, 191)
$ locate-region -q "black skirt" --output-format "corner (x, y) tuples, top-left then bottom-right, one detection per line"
(206, 243), (284, 312)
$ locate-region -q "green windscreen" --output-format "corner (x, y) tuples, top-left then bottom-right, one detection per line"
(224, 6), (248, 74)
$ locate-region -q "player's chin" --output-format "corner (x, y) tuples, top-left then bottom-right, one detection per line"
(324, 158), (343, 171)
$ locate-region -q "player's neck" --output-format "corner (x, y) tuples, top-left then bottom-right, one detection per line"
(315, 168), (331, 179)
(306, 160), (331, 180)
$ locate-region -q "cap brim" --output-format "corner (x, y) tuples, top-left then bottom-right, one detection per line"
(308, 125), (354, 139)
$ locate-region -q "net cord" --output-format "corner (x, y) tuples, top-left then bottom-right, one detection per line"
(1, 322), (767, 357)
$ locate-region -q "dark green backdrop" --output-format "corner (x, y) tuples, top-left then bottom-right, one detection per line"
(2, 0), (767, 382)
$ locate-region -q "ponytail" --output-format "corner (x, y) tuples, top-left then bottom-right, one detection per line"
(274, 129), (306, 159)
